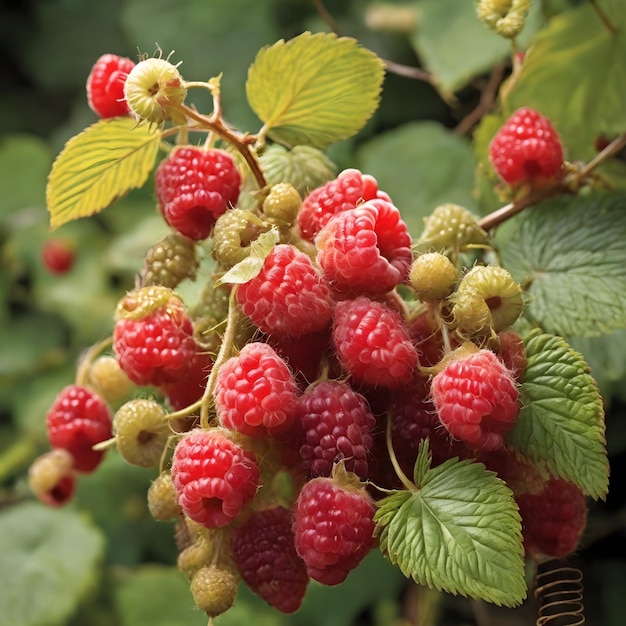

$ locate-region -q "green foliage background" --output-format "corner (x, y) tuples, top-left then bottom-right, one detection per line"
(1, 1), (626, 625)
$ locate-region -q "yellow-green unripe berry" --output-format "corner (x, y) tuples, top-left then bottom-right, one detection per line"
(409, 252), (458, 301)
(113, 399), (171, 467)
(147, 471), (182, 521)
(88, 355), (136, 406)
(190, 564), (240, 618)
(416, 203), (490, 254)
(124, 57), (187, 124)
(262, 182), (302, 225)
(177, 535), (214, 579)
(451, 265), (523, 335)
(476, 0), (531, 39)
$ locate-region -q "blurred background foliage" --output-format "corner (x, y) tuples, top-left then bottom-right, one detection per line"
(1, 0), (625, 625)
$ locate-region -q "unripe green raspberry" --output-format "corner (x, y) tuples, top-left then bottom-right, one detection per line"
(409, 252), (458, 301)
(178, 535), (213, 579)
(190, 564), (240, 617)
(113, 399), (171, 467)
(451, 265), (523, 335)
(262, 182), (302, 225)
(259, 144), (336, 197)
(476, 0), (531, 39)
(87, 355), (136, 406)
(147, 471), (182, 521)
(114, 285), (177, 321)
(211, 208), (268, 268)
(139, 232), (198, 288)
(123, 56), (187, 124)
(416, 203), (490, 254)
(28, 448), (76, 507)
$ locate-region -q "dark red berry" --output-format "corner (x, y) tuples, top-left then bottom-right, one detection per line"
(86, 53), (136, 118)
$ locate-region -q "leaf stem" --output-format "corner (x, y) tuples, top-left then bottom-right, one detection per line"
(75, 336), (113, 388)
(589, 0), (619, 34)
(578, 131), (626, 179)
(199, 287), (240, 430)
(385, 409), (417, 492)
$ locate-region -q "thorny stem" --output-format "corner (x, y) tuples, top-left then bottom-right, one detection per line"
(478, 131), (626, 232)
(199, 287), (240, 430)
(589, 0), (619, 34)
(385, 410), (416, 492)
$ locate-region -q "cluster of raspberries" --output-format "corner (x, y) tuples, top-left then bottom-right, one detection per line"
(33, 52), (583, 620)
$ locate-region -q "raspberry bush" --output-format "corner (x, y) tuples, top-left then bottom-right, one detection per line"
(2, 1), (626, 625)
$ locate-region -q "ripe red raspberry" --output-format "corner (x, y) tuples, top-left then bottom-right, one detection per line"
(214, 342), (299, 437)
(171, 428), (260, 529)
(41, 238), (75, 275)
(294, 380), (376, 480)
(496, 329), (527, 381)
(407, 309), (450, 368)
(86, 53), (136, 118)
(516, 478), (588, 558)
(316, 198), (412, 296)
(236, 244), (334, 338)
(160, 351), (213, 411)
(46, 385), (113, 472)
(430, 348), (519, 451)
(231, 506), (309, 613)
(293, 475), (376, 585)
(297, 168), (389, 242)
(155, 146), (241, 240)
(332, 296), (419, 388)
(113, 287), (198, 387)
(489, 107), (564, 186)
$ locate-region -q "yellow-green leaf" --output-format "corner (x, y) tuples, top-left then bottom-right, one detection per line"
(246, 31), (385, 149)
(47, 117), (160, 229)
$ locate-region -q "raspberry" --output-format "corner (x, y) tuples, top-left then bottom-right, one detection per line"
(315, 198), (412, 296)
(496, 329), (527, 381)
(489, 107), (564, 186)
(236, 244), (334, 338)
(28, 449), (76, 507)
(214, 342), (299, 437)
(138, 232), (199, 288)
(87, 355), (136, 407)
(407, 309), (449, 368)
(147, 471), (182, 521)
(113, 287), (197, 386)
(177, 533), (213, 579)
(262, 182), (302, 225)
(293, 475), (376, 585)
(113, 399), (171, 468)
(451, 265), (523, 335)
(332, 296), (419, 388)
(294, 380), (376, 480)
(516, 478), (588, 558)
(123, 56), (187, 124)
(41, 238), (75, 275)
(160, 350), (213, 411)
(297, 168), (388, 242)
(46, 385), (113, 472)
(171, 428), (260, 528)
(430, 348), (520, 451)
(190, 563), (240, 617)
(476, 447), (546, 497)
(155, 146), (241, 241)
(409, 252), (458, 302)
(86, 53), (136, 118)
(231, 506), (309, 613)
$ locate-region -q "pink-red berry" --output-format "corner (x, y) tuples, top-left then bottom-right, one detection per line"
(214, 342), (299, 437)
(41, 238), (75, 275)
(160, 351), (213, 411)
(171, 428), (260, 529)
(294, 380), (376, 480)
(28, 449), (76, 507)
(155, 146), (241, 240)
(231, 506), (309, 613)
(236, 244), (334, 338)
(297, 168), (389, 242)
(86, 53), (136, 118)
(46, 385), (113, 473)
(293, 476), (376, 585)
(516, 477), (588, 558)
(315, 198), (412, 296)
(332, 296), (419, 388)
(489, 107), (564, 187)
(430, 348), (520, 451)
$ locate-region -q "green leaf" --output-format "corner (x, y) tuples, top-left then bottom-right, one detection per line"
(409, 0), (542, 94)
(217, 227), (281, 286)
(115, 566), (206, 626)
(501, 192), (626, 337)
(47, 117), (160, 229)
(0, 502), (104, 626)
(246, 31), (385, 149)
(506, 1), (626, 159)
(508, 332), (609, 499)
(356, 121), (477, 235)
(374, 458), (526, 607)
